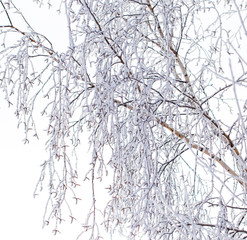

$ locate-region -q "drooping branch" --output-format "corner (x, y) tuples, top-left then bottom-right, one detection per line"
(71, 0), (245, 187)
(1, 1), (247, 238)
(114, 99), (244, 187)
(145, 0), (244, 179)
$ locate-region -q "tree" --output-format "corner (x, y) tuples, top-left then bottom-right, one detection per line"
(1, 0), (247, 239)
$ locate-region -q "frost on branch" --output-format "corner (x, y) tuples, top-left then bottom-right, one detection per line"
(1, 0), (247, 239)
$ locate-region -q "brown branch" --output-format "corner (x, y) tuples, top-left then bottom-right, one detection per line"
(114, 99), (244, 186)
(9, 26), (56, 58)
(0, 2), (56, 60)
(207, 202), (247, 211)
(146, 0), (164, 39)
(0, 1), (13, 26)
(145, 0), (243, 174)
(156, 117), (241, 179)
(182, 222), (247, 235)
(79, 0), (124, 65)
(3, 0), (244, 187)
(78, 0), (143, 95)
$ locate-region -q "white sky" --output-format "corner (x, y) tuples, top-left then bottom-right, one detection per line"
(0, 96), (83, 240)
